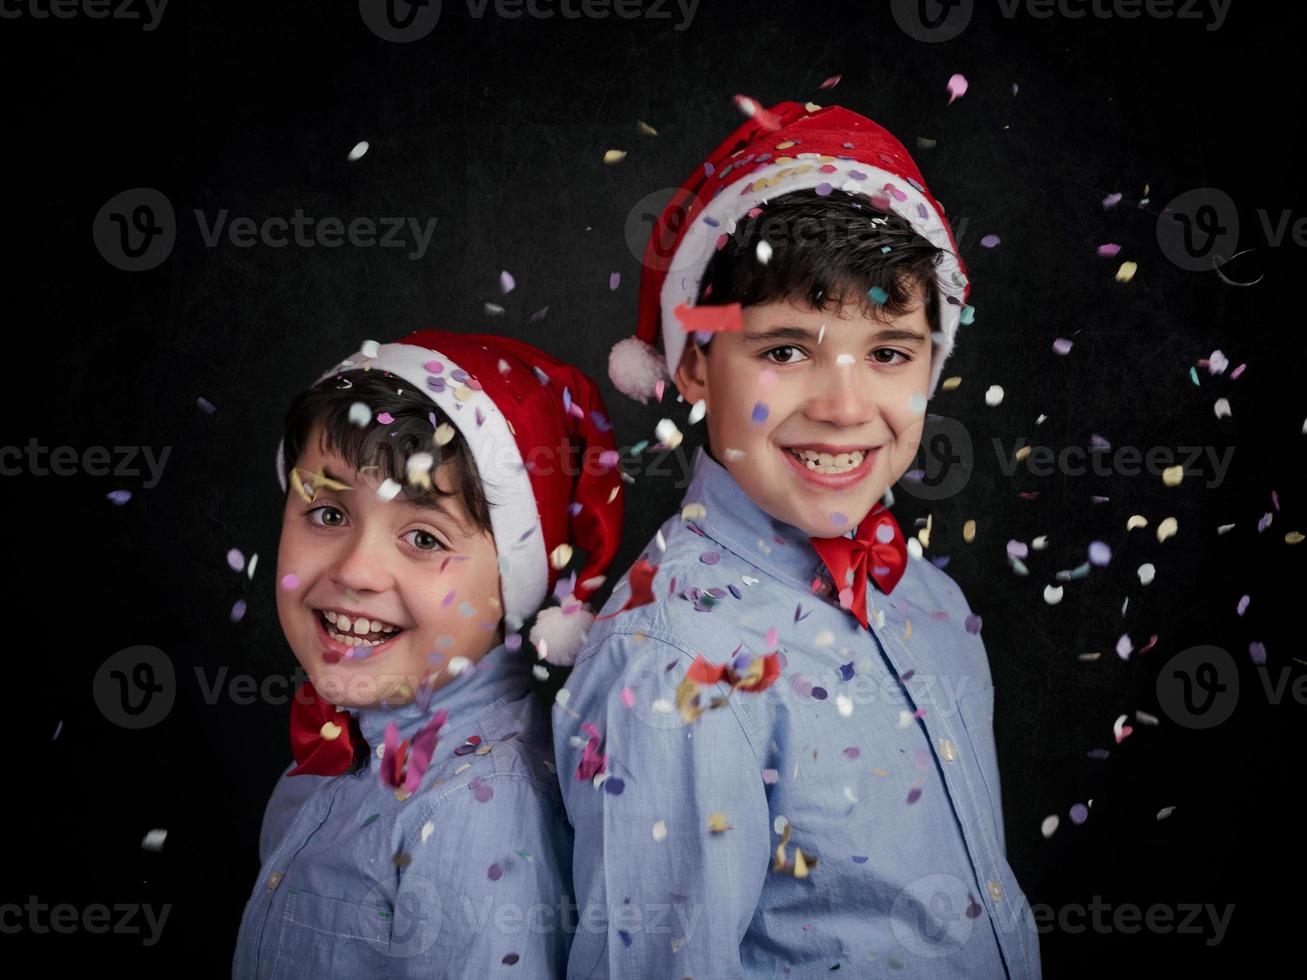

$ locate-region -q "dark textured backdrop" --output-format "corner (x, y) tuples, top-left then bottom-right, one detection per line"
(4, 1), (1301, 975)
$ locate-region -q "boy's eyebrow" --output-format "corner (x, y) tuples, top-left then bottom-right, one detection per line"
(742, 324), (929, 344)
(319, 465), (470, 530)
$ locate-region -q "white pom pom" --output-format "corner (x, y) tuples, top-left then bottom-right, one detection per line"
(608, 336), (667, 404)
(529, 596), (595, 666)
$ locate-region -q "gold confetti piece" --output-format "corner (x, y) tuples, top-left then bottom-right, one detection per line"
(1126, 515), (1148, 531)
(434, 423), (456, 447)
(1115, 260), (1138, 283)
(453, 385), (472, 402)
(707, 812), (732, 833)
(1162, 464), (1185, 486)
(872, 767), (889, 777)
(603, 149), (627, 164)
(1287, 531), (1305, 544)
(803, 101), (822, 112)
(290, 466), (315, 503)
(454, 761), (472, 775)
(916, 513), (932, 549)
(963, 519), (977, 542)
(1015, 445), (1031, 463)
(1156, 516), (1179, 542)
(320, 721), (342, 741)
(904, 619), (913, 640)
(775, 140), (797, 149)
(637, 120), (657, 136)
(607, 485), (620, 504)
(651, 820), (667, 842)
(681, 503), (707, 522)
(941, 376), (962, 391)
(550, 544), (574, 570)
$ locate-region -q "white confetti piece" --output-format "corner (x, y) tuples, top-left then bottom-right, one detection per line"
(984, 385), (1004, 407)
(377, 478), (402, 501)
(347, 140), (369, 162)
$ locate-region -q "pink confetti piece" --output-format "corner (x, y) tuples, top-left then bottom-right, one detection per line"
(609, 272), (621, 290)
(499, 270), (515, 294)
(1231, 363), (1246, 379)
(1052, 338), (1073, 356)
(819, 74), (842, 90)
(1097, 243), (1121, 257)
(946, 73), (968, 104)
(226, 548), (246, 572)
(733, 94), (782, 130)
(279, 573), (300, 590)
(1102, 192), (1122, 209)
(376, 411), (394, 424)
(766, 627), (779, 649)
(620, 686), (635, 708)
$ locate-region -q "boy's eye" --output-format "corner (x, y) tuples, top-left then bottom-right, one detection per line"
(307, 505), (346, 527)
(763, 345), (807, 365)
(871, 349), (912, 366)
(403, 529), (445, 552)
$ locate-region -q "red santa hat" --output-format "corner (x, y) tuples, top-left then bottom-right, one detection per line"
(610, 99), (972, 403)
(275, 329), (625, 666)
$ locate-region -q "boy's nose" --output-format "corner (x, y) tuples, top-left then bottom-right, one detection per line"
(802, 364), (878, 428)
(328, 531), (393, 595)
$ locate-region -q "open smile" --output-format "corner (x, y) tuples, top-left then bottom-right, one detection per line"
(312, 607), (408, 664)
(778, 443), (879, 490)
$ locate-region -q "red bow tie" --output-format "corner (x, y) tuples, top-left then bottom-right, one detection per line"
(809, 504), (908, 629)
(288, 681), (365, 777)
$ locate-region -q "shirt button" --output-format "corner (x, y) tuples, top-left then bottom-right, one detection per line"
(988, 880), (1003, 904)
(939, 738), (957, 762)
(265, 871), (284, 891)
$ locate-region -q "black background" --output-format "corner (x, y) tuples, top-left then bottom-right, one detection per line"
(3, 0), (1302, 975)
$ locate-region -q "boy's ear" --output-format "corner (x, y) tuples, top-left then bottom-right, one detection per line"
(673, 341), (709, 405)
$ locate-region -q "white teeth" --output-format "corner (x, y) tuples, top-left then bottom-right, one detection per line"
(787, 448), (867, 473)
(325, 610), (338, 624)
(353, 618), (370, 636)
(337, 615), (352, 632)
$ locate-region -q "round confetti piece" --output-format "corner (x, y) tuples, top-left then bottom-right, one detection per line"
(488, 862), (503, 881)
(280, 573), (300, 590)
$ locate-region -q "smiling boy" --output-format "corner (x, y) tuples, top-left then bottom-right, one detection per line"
(233, 330), (625, 979)
(554, 103), (1042, 977)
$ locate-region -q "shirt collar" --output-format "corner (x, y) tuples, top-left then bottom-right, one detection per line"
(354, 641), (532, 749)
(681, 446), (831, 592)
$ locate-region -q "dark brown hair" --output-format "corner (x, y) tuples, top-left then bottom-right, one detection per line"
(280, 369), (493, 533)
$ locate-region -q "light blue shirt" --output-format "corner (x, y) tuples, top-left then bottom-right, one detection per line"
(555, 448), (1041, 978)
(233, 642), (573, 979)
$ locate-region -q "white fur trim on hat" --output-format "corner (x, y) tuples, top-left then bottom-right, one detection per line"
(275, 342), (548, 625)
(528, 593), (594, 666)
(659, 158), (970, 398)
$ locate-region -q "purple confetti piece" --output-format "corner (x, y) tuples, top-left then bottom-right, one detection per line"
(1088, 541), (1112, 567)
(503, 953), (520, 965)
(226, 548), (245, 573)
(1258, 512), (1273, 532)
(762, 768), (780, 784)
(230, 599), (247, 623)
(442, 589), (457, 607)
(590, 410), (613, 433)
(1103, 192), (1122, 209)
(609, 272), (621, 290)
(427, 376), (447, 393)
(707, 588), (727, 599)
(1006, 539), (1028, 560)
(1089, 433), (1111, 451)
(499, 270), (515, 294)
(106, 489), (132, 506)
(1069, 803), (1090, 825)
(814, 182), (833, 196)
(451, 369), (469, 384)
(1236, 595), (1250, 616)
(1249, 641), (1267, 665)
(196, 396), (216, 414)
(618, 930), (633, 948)
(811, 687), (827, 700)
(852, 855), (869, 864)
(473, 782), (495, 803)
(751, 402), (769, 424)
(965, 614), (982, 634)
(728, 585), (742, 600)
(568, 501), (584, 517)
(700, 551), (720, 565)
(839, 662), (854, 681)
(1272, 490), (1280, 512)
(1097, 243), (1121, 257)
(843, 746), (861, 760)
(488, 862), (503, 881)
(505, 633), (522, 652)
(980, 234), (1001, 248)
(1052, 338), (1073, 356)
(604, 777), (625, 796)
(906, 787), (922, 804)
